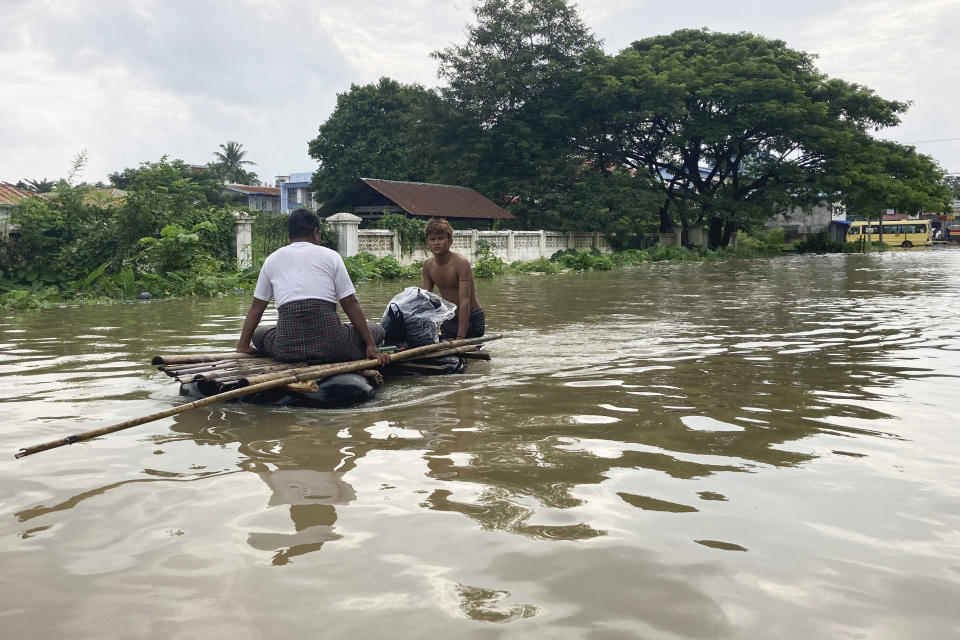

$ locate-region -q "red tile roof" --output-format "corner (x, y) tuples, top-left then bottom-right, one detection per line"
(0, 183), (37, 206)
(224, 184), (281, 196)
(319, 178), (514, 220)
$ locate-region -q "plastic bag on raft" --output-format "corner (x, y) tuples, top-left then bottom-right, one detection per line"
(381, 287), (456, 347)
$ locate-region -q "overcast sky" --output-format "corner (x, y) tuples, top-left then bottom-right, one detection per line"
(2, 0), (959, 187)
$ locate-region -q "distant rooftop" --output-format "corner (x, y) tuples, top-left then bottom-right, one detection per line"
(0, 183), (36, 207)
(224, 184), (281, 196)
(318, 178), (515, 220)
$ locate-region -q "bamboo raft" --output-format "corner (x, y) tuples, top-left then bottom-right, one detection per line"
(152, 340), (494, 408)
(15, 335), (501, 458)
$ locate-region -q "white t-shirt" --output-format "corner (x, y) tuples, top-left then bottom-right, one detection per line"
(253, 242), (356, 308)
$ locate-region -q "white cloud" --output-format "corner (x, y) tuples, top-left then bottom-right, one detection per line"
(1, 0), (957, 184)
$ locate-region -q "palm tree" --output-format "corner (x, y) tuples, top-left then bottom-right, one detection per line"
(213, 141), (258, 184)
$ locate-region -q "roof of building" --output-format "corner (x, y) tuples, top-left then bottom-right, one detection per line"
(224, 184), (281, 196)
(0, 183), (37, 207)
(317, 178), (515, 220)
(37, 187), (128, 207)
(287, 172), (313, 184)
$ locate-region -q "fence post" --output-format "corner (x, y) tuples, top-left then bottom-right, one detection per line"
(471, 229), (479, 262)
(233, 211), (254, 269)
(392, 230), (402, 261)
(506, 230), (514, 262)
(567, 231), (575, 251)
(325, 212), (362, 257)
(539, 230), (547, 259)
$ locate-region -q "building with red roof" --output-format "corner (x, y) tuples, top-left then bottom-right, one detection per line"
(316, 178), (515, 225)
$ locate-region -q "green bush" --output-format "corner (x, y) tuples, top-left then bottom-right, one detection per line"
(376, 212), (425, 255)
(794, 230), (845, 254)
(508, 257), (561, 274)
(646, 245), (697, 261)
(0, 289), (48, 311)
(737, 228), (785, 250)
(473, 256), (506, 278)
(611, 249), (650, 266)
(343, 252), (421, 282)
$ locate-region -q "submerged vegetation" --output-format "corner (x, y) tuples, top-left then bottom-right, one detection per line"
(0, 221), (891, 313)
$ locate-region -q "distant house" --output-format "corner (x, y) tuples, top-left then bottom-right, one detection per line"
(0, 183), (35, 212)
(38, 187), (126, 208)
(276, 173), (319, 213)
(317, 178), (515, 225)
(0, 183), (36, 238)
(223, 184), (281, 213)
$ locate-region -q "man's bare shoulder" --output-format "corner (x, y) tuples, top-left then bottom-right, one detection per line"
(449, 251), (472, 267)
(423, 256), (437, 268)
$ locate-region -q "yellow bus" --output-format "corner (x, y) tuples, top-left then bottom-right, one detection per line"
(845, 219), (932, 248)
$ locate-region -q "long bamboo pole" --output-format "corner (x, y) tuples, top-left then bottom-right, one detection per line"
(151, 352), (263, 365)
(15, 335), (502, 459)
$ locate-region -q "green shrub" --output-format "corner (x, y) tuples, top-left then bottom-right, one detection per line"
(473, 256), (506, 278)
(591, 254), (615, 270)
(611, 249), (650, 266)
(0, 289), (46, 311)
(737, 228), (785, 250)
(509, 257), (561, 274)
(646, 245), (696, 261)
(794, 230), (846, 254)
(376, 212), (425, 255)
(343, 252), (422, 282)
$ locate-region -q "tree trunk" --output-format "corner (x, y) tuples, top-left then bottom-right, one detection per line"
(658, 201), (673, 233)
(721, 219), (738, 248)
(708, 217), (723, 249)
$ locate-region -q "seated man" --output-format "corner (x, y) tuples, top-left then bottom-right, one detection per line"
(421, 217), (485, 340)
(236, 208), (390, 366)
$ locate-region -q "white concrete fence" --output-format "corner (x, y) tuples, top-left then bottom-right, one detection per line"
(234, 211), (614, 268)
(330, 212), (613, 265)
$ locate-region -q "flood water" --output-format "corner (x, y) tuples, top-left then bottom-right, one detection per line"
(2, 249), (960, 639)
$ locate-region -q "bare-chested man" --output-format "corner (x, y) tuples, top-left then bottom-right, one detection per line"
(421, 218), (485, 340)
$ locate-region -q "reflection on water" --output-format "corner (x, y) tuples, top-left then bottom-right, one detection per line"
(2, 250), (960, 637)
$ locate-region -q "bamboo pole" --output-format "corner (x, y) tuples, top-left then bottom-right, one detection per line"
(159, 358), (276, 376)
(190, 361), (313, 383)
(15, 334), (503, 459)
(151, 352), (263, 365)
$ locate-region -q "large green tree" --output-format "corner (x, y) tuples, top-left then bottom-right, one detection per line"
(569, 29), (910, 246)
(432, 0), (602, 228)
(308, 78), (448, 202)
(944, 174), (960, 201)
(831, 137), (951, 219)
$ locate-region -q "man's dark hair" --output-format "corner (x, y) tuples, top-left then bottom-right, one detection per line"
(288, 208), (320, 238)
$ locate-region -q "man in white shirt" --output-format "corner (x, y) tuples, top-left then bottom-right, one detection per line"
(235, 209), (391, 366)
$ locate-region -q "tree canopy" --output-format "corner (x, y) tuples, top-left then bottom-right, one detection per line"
(308, 78), (449, 202)
(431, 0), (603, 229)
(15, 178), (56, 193)
(567, 29), (918, 245)
(830, 137), (952, 218)
(305, 2), (950, 240)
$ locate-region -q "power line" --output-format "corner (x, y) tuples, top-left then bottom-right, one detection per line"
(905, 136), (960, 144)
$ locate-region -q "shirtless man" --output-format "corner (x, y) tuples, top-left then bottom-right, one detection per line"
(421, 218), (485, 340)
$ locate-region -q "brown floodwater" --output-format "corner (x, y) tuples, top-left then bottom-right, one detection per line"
(2, 249), (960, 638)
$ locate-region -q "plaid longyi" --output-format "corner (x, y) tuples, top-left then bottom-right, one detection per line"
(253, 299), (384, 363)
